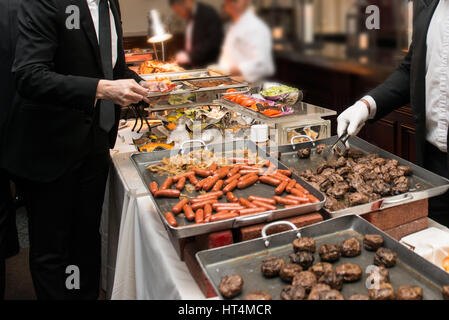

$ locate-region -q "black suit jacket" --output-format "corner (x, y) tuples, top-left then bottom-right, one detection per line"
(1, 0), (142, 182)
(0, 0), (20, 142)
(368, 0), (441, 167)
(187, 2), (223, 68)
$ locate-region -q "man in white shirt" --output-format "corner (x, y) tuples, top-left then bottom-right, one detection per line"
(218, 0), (275, 83)
(338, 0), (449, 227)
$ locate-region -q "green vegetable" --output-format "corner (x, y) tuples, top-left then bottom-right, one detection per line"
(261, 85), (298, 97)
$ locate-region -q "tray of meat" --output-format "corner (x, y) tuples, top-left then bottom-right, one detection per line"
(196, 215), (449, 300)
(268, 136), (449, 217)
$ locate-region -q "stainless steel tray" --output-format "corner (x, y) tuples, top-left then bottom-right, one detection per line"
(140, 69), (214, 81)
(196, 215), (449, 300)
(130, 140), (325, 239)
(270, 136), (449, 217)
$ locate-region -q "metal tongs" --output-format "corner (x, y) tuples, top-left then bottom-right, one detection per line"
(322, 133), (350, 161)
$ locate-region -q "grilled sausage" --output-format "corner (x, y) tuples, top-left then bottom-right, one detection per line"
(193, 168), (212, 177)
(209, 163), (218, 172)
(204, 204), (212, 223)
(222, 180), (238, 193)
(274, 196), (300, 205)
(172, 198), (190, 215)
(183, 204), (195, 221)
(224, 174), (241, 185)
(227, 165), (242, 178)
(237, 175), (259, 189)
(239, 198), (258, 208)
(248, 196), (276, 205)
(216, 206), (245, 212)
(212, 180), (224, 192)
(290, 188), (307, 198)
(164, 212), (177, 227)
(226, 192), (239, 203)
(259, 176), (282, 186)
(203, 175), (220, 192)
(276, 169), (292, 177)
(195, 209), (204, 224)
(228, 158), (255, 165)
(149, 182), (159, 196)
(275, 180), (289, 195)
(210, 211), (239, 222)
(176, 177), (186, 191)
(191, 199), (218, 211)
(239, 169), (263, 175)
(195, 178), (207, 191)
(307, 194), (320, 203)
(172, 171), (194, 182)
(213, 202), (243, 209)
(155, 189), (180, 198)
(188, 173), (199, 186)
(286, 195), (310, 203)
(239, 207), (267, 216)
(160, 177), (173, 190)
(190, 195), (218, 203)
(215, 167), (231, 179)
(271, 173), (290, 182)
(196, 191), (224, 200)
(295, 184), (310, 195)
(263, 164), (277, 176)
(286, 179), (297, 193)
(252, 200), (277, 211)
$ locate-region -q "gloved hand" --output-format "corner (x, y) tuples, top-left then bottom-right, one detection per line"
(337, 100), (370, 137)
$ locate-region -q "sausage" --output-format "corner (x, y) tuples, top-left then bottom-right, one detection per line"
(222, 179), (238, 193)
(295, 184), (310, 195)
(263, 163), (277, 176)
(155, 189), (180, 198)
(149, 181), (159, 196)
(195, 178), (207, 191)
(215, 167), (231, 179)
(239, 207), (267, 216)
(307, 194), (320, 203)
(237, 175), (259, 189)
(251, 200), (277, 211)
(209, 163), (217, 172)
(203, 175), (220, 192)
(212, 180), (224, 192)
(172, 198), (190, 215)
(239, 198), (258, 208)
(226, 192), (239, 203)
(239, 173), (258, 182)
(259, 176), (282, 187)
(224, 174), (241, 185)
(276, 169), (292, 177)
(216, 206), (245, 212)
(286, 179), (297, 193)
(164, 212), (177, 227)
(191, 199), (218, 211)
(195, 209), (204, 224)
(239, 169), (263, 175)
(160, 177), (173, 190)
(247, 196), (276, 205)
(275, 180), (289, 195)
(190, 195), (218, 204)
(271, 173), (290, 182)
(204, 204), (212, 223)
(172, 171), (194, 182)
(176, 177), (186, 191)
(196, 191), (224, 200)
(227, 165), (241, 178)
(274, 196), (300, 205)
(212, 202), (243, 209)
(183, 204), (195, 221)
(210, 211), (239, 222)
(290, 188), (306, 198)
(286, 195), (310, 203)
(228, 157), (255, 165)
(239, 165), (259, 171)
(188, 173), (199, 186)
(193, 168), (212, 177)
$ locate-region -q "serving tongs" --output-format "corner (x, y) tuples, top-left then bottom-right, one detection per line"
(322, 133), (350, 161)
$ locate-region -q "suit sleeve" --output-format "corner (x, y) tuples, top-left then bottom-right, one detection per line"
(13, 0), (99, 110)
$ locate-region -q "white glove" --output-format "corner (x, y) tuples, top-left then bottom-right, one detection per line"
(337, 100), (370, 137)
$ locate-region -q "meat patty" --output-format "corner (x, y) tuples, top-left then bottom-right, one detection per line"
(261, 256), (285, 277)
(219, 274), (244, 299)
(279, 263), (303, 283)
(369, 283), (395, 300)
(316, 144), (327, 154)
(374, 248), (398, 268)
(292, 237), (316, 253)
(367, 265), (390, 285)
(340, 237), (362, 257)
(307, 283), (332, 300)
(363, 234), (384, 251)
(292, 271), (317, 293)
(297, 148), (311, 159)
(290, 251), (315, 269)
(320, 289), (345, 300)
(318, 271), (343, 291)
(396, 285), (423, 300)
(348, 294), (370, 300)
(243, 291), (272, 300)
(335, 263), (363, 282)
(280, 285), (307, 300)
(443, 286), (449, 300)
(309, 262), (333, 278)
(319, 244), (341, 262)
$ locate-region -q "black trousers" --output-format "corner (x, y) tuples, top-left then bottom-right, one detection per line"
(423, 142), (449, 227)
(17, 149), (111, 300)
(0, 168), (19, 300)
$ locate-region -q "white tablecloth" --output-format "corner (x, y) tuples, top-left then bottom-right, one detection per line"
(101, 122), (205, 300)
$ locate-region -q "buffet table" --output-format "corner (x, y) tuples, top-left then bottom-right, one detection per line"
(101, 120), (449, 300)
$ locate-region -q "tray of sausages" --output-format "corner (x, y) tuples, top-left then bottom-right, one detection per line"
(131, 140), (326, 239)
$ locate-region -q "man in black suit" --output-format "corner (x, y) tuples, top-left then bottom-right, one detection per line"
(170, 0), (223, 68)
(0, 0), (21, 300)
(1, 0), (150, 299)
(338, 0), (449, 227)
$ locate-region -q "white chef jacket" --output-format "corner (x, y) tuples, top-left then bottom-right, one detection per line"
(365, 0), (449, 153)
(218, 8), (275, 83)
(86, 0), (118, 68)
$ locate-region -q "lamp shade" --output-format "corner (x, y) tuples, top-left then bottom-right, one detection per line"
(147, 9), (172, 43)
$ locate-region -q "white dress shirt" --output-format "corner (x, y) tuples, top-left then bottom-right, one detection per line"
(218, 8), (275, 83)
(365, 0), (449, 152)
(86, 0), (118, 69)
(185, 3), (197, 54)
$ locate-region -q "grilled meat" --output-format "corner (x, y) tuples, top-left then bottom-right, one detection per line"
(307, 284), (332, 300)
(293, 237), (316, 253)
(335, 263), (363, 282)
(280, 263), (303, 283)
(363, 234), (384, 251)
(316, 144), (328, 154)
(396, 285), (423, 300)
(348, 294), (370, 300)
(290, 251), (315, 269)
(309, 262), (333, 278)
(261, 257), (284, 277)
(292, 271), (317, 293)
(297, 148), (311, 159)
(219, 274), (244, 299)
(318, 271), (344, 290)
(369, 283), (395, 300)
(280, 285), (307, 300)
(348, 192), (369, 206)
(243, 291), (272, 300)
(319, 244), (341, 262)
(340, 237), (362, 257)
(374, 248), (398, 268)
